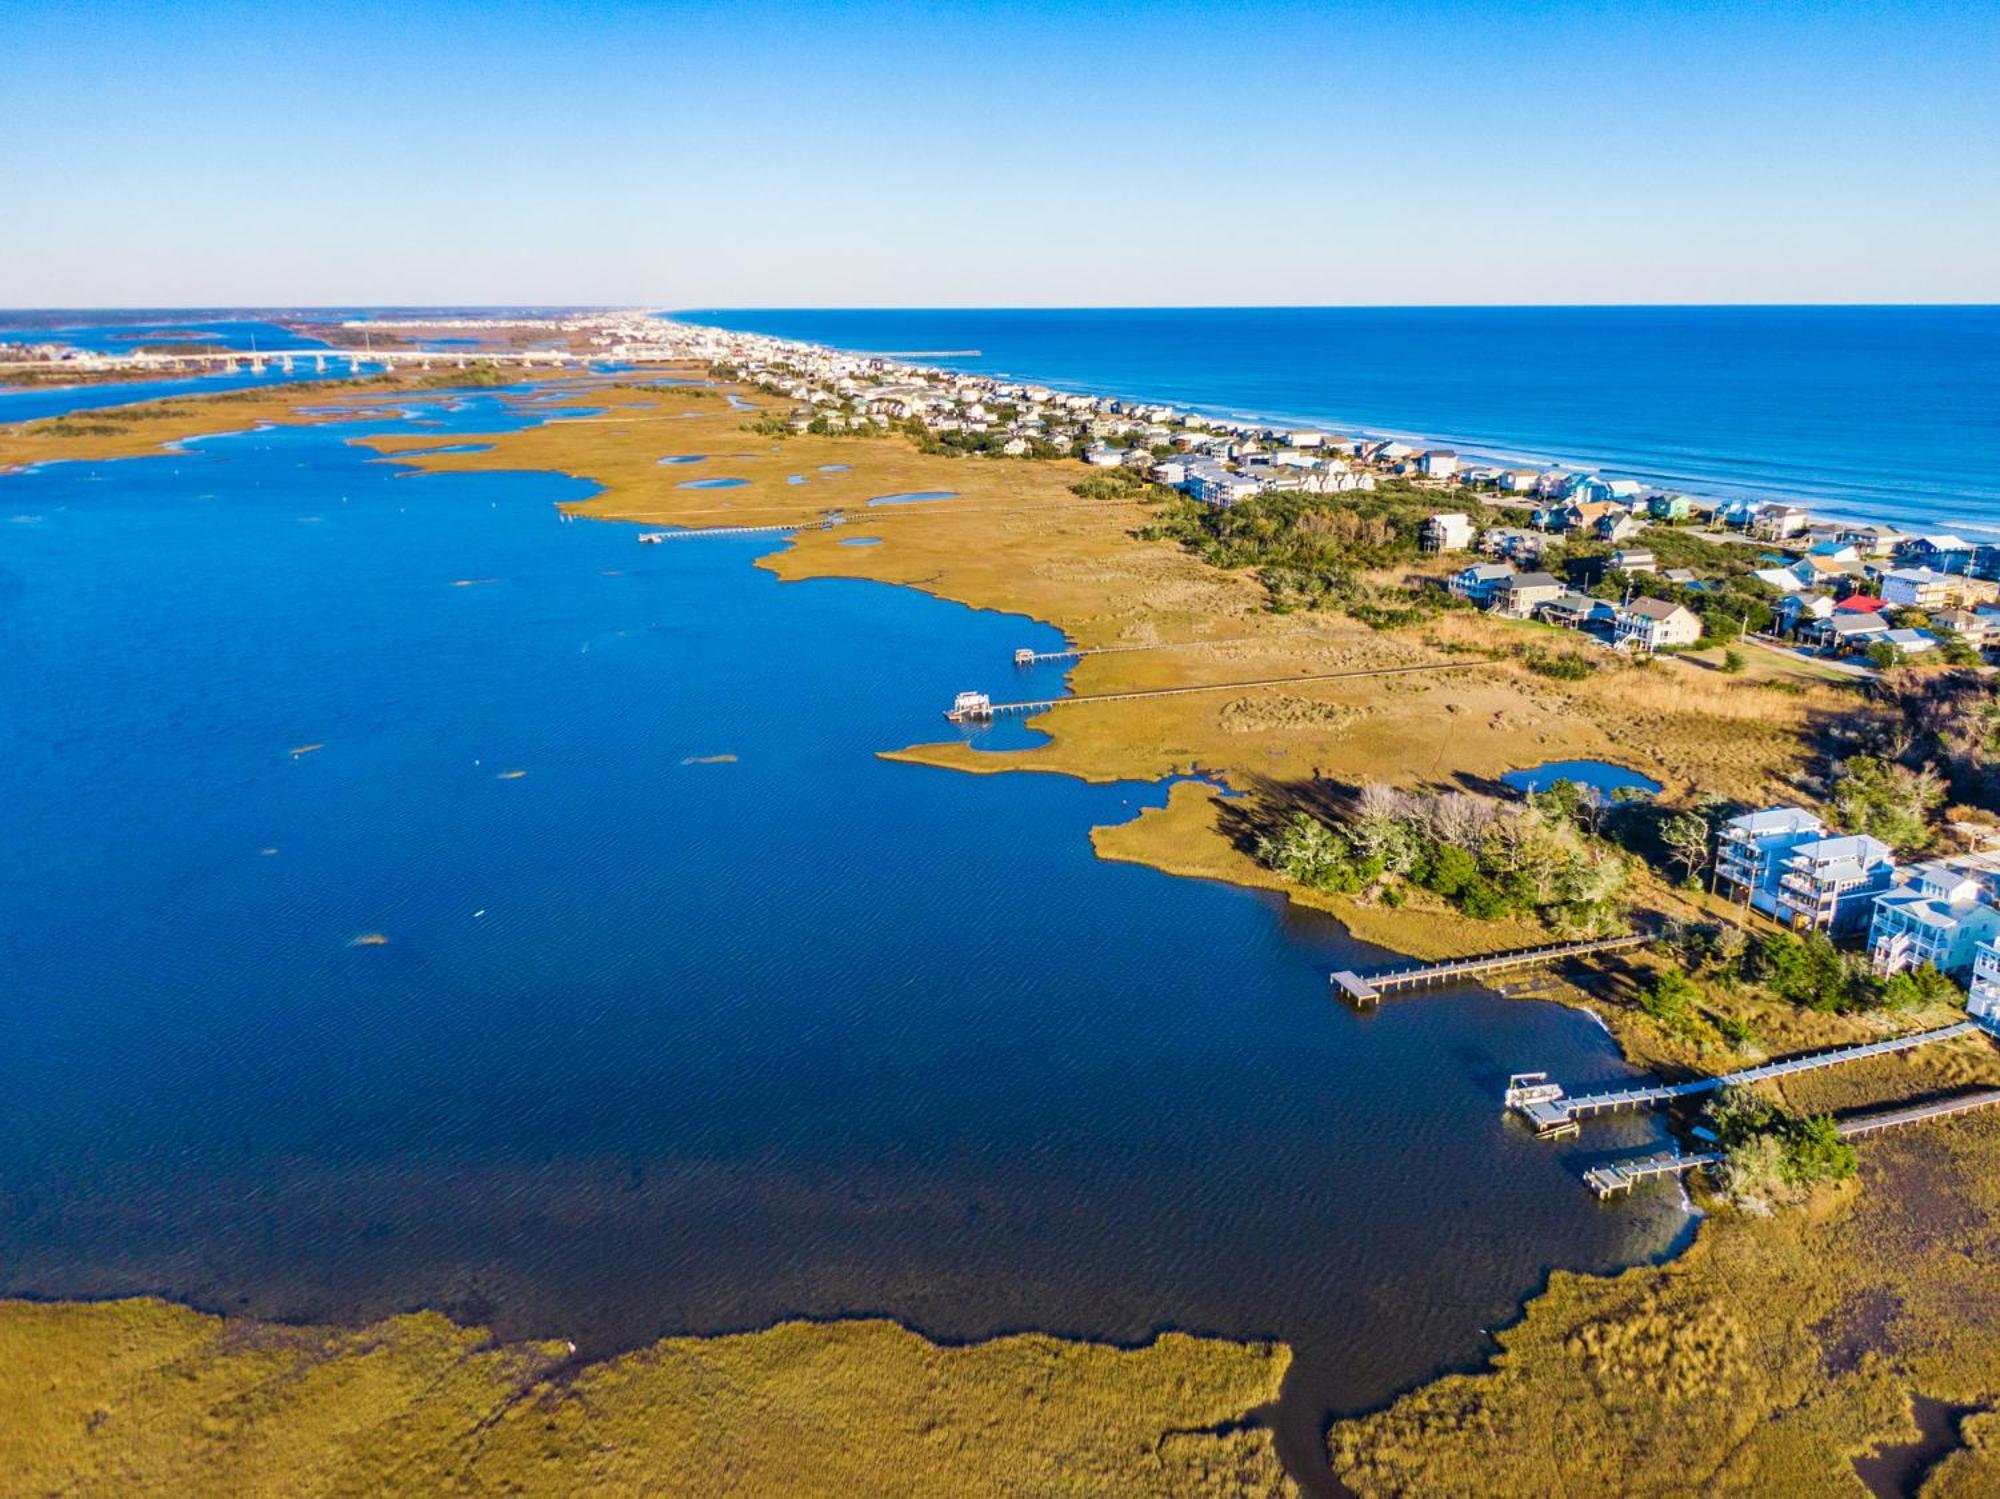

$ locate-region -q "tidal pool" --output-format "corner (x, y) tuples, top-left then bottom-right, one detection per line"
(1502, 758), (1664, 800)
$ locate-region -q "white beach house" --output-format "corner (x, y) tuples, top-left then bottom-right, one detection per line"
(1867, 852), (2000, 979)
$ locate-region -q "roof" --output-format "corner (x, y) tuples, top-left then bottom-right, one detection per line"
(1836, 594), (1890, 613)
(1787, 833), (1894, 869)
(1625, 597), (1694, 621)
(1726, 806), (1824, 837)
(1507, 571), (1562, 590)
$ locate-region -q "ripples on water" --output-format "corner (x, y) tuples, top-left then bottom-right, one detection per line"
(0, 385), (1686, 1443)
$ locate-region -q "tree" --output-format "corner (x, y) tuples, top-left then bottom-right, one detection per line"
(1721, 648), (1747, 674)
(1640, 970), (1702, 1030)
(1779, 1114), (1858, 1187)
(1866, 640), (1906, 670)
(1660, 812), (1711, 885)
(1832, 755), (1946, 852)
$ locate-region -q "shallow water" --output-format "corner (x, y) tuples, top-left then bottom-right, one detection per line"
(0, 388), (1687, 1461)
(1501, 759), (1664, 799)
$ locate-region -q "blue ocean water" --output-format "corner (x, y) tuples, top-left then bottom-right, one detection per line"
(0, 380), (1686, 1473)
(675, 307), (2000, 537)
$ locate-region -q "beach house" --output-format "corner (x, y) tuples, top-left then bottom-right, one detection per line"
(1717, 806), (1830, 917)
(1882, 567), (1953, 610)
(1494, 571), (1565, 618)
(1422, 513), (1476, 552)
(1897, 535), (1978, 575)
(1776, 592), (1837, 635)
(1613, 597), (1702, 652)
(1868, 852), (2000, 980)
(1608, 548), (1657, 575)
(1648, 493), (1694, 523)
(1837, 523), (1906, 560)
(1970, 941), (2000, 1023)
(1419, 450), (1459, 479)
(1751, 504), (1811, 541)
(1449, 562), (1516, 604)
(1771, 834), (1898, 936)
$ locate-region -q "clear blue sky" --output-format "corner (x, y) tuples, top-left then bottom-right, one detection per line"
(3, 0), (1995, 307)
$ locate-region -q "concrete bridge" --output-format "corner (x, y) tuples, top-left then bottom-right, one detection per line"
(122, 348), (596, 376)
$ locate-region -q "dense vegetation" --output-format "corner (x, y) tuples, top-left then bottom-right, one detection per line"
(1654, 921), (1962, 1020)
(1146, 482), (1490, 613)
(1708, 1089), (1858, 1204)
(1257, 782), (1629, 930)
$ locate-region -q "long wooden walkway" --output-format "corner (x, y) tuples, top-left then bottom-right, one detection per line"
(1331, 932), (1649, 1007)
(1579, 1087), (2000, 1197)
(944, 659), (1483, 722)
(1012, 637), (1266, 667)
(1510, 1020), (1983, 1137)
(637, 516), (843, 542)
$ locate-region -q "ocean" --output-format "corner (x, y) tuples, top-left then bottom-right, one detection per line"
(1, 373), (1686, 1479)
(672, 306), (2000, 539)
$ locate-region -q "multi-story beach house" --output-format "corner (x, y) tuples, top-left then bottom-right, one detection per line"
(1608, 548), (1657, 575)
(1896, 534), (1978, 575)
(1422, 512), (1476, 552)
(1183, 464), (1261, 506)
(1867, 852), (2000, 979)
(1969, 941), (2000, 1023)
(1449, 561), (1516, 604)
(1481, 527), (1546, 564)
(1776, 592), (1836, 635)
(1771, 834), (1898, 936)
(1596, 510), (1644, 543)
(1882, 567), (1954, 610)
(1494, 571), (1565, 618)
(1648, 493), (1694, 523)
(1751, 503), (1811, 541)
(1717, 806), (1829, 917)
(1613, 598), (1702, 652)
(1418, 450), (1459, 479)
(1837, 523), (1906, 560)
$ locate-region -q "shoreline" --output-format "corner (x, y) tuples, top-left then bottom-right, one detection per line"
(664, 309), (2000, 542)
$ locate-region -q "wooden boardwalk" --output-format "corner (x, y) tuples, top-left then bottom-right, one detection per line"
(1012, 637), (1265, 667)
(637, 516), (843, 541)
(1510, 1020), (1984, 1137)
(1331, 932), (1648, 1007)
(944, 659), (1483, 722)
(1580, 1087), (2000, 1198)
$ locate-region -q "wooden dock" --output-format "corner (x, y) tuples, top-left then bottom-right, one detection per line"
(1579, 1087), (2000, 1198)
(1012, 637), (1264, 667)
(944, 659), (1484, 722)
(1511, 1020), (1984, 1137)
(639, 516), (843, 541)
(1331, 932), (1649, 1007)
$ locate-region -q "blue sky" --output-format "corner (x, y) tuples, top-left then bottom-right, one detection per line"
(3, 0), (1995, 306)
